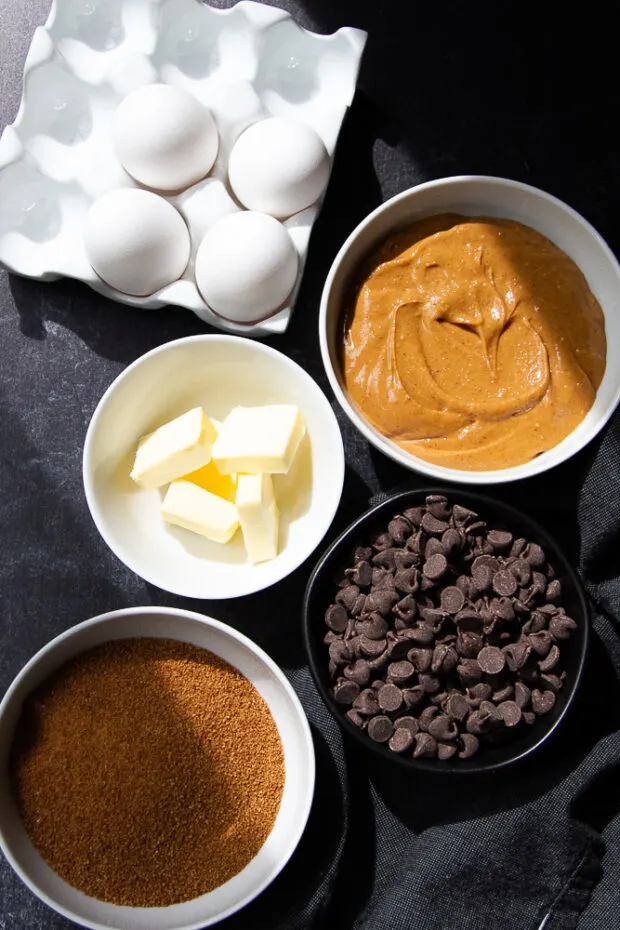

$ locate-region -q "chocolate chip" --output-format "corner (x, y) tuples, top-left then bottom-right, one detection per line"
(477, 645), (506, 675)
(458, 733), (480, 758)
(546, 580), (562, 604)
(335, 584), (359, 612)
(351, 594), (367, 616)
(418, 673), (443, 694)
(402, 686), (426, 710)
(418, 705), (440, 731)
(466, 708), (496, 735)
(540, 673), (563, 694)
(428, 714), (458, 741)
(333, 679), (360, 705)
(367, 650), (390, 671)
(388, 515), (413, 545)
(325, 604), (348, 632)
(503, 641), (532, 672)
(329, 639), (352, 667)
(394, 715), (419, 736)
(456, 659), (483, 686)
(531, 689), (556, 715)
(466, 682), (492, 707)
(497, 700), (522, 727)
(492, 570), (518, 597)
(423, 553), (448, 581)
(356, 613), (388, 640)
(364, 589), (398, 616)
(394, 567), (419, 595)
(407, 647), (432, 673)
(445, 691), (470, 721)
(549, 615), (578, 640)
(466, 519), (487, 536)
(406, 624), (435, 646)
(509, 559), (531, 586)
(487, 529), (513, 550)
(528, 630), (553, 657)
(440, 586), (465, 615)
(387, 660), (415, 685)
(426, 494), (451, 521)
(413, 732), (438, 758)
(456, 575), (475, 598)
(345, 560), (373, 588)
(492, 683), (514, 703)
(421, 512), (450, 536)
(523, 711), (536, 725)
(367, 715), (394, 742)
(393, 549), (417, 571)
(471, 563), (494, 592)
(378, 682), (403, 713)
(455, 608), (483, 632)
(492, 597), (515, 622)
(538, 644), (560, 672)
(388, 727), (414, 753)
(514, 680), (531, 709)
(359, 635), (387, 658)
(524, 542), (546, 567)
(437, 742), (458, 760)
(425, 537), (446, 560)
(345, 709), (364, 728)
(441, 527), (463, 554)
(452, 504), (477, 526)
(372, 532), (393, 551)
(431, 643), (458, 674)
(343, 660), (371, 686)
(352, 688), (380, 716)
(403, 506), (425, 527)
(456, 632), (483, 659)
(372, 548), (397, 571)
(353, 545), (372, 563)
(418, 606), (445, 628)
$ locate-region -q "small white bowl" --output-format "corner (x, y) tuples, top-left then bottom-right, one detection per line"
(0, 606), (315, 930)
(319, 175), (620, 484)
(83, 335), (344, 598)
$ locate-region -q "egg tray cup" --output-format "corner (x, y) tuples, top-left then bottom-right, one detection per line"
(0, 0), (367, 336)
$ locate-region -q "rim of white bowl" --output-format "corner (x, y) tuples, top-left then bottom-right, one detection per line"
(82, 334), (345, 597)
(0, 605), (316, 930)
(319, 174), (620, 484)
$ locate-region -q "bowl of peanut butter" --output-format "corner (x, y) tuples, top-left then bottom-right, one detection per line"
(319, 176), (620, 482)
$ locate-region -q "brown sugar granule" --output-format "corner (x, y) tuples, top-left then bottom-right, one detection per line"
(10, 638), (285, 907)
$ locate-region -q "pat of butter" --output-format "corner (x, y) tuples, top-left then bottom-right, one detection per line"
(236, 473), (279, 563)
(212, 405), (305, 475)
(161, 480), (239, 544)
(130, 407), (217, 491)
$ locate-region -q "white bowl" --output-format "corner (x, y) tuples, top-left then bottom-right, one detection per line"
(319, 175), (620, 484)
(0, 605), (315, 930)
(83, 335), (344, 598)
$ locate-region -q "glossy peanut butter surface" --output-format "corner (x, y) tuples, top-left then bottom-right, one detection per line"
(342, 215), (607, 470)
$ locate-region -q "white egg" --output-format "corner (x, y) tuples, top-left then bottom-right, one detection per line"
(84, 188), (190, 296)
(228, 117), (330, 218)
(113, 84), (219, 191)
(195, 211), (298, 323)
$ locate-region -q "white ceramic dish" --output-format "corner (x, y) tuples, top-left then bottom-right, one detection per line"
(0, 605), (315, 930)
(83, 335), (345, 598)
(0, 0), (366, 336)
(320, 175), (620, 484)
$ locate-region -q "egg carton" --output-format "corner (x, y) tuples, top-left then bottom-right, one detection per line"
(0, 0), (366, 336)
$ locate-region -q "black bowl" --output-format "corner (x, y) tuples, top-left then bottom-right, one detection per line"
(302, 488), (590, 775)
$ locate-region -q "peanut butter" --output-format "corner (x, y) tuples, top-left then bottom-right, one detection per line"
(342, 215), (606, 470)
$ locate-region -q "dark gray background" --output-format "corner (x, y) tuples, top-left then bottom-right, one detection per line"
(2, 2), (620, 929)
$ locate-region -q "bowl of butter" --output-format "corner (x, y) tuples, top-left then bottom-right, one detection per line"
(83, 336), (344, 598)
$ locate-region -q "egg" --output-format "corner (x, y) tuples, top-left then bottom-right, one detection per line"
(113, 84), (219, 191)
(195, 211), (298, 323)
(84, 188), (191, 296)
(228, 117), (330, 218)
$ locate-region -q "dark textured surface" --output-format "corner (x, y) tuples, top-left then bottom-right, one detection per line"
(1, 1), (619, 928)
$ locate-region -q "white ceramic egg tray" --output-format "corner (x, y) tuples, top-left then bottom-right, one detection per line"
(0, 0), (366, 336)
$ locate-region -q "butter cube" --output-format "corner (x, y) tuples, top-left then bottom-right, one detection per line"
(212, 405), (305, 475)
(161, 480), (239, 544)
(130, 408), (217, 491)
(236, 474), (279, 563)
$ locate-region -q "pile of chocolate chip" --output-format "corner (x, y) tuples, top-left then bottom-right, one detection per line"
(323, 494), (578, 762)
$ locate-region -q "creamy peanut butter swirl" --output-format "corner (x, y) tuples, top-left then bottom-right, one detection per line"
(343, 215), (606, 470)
